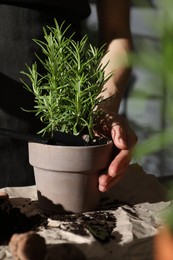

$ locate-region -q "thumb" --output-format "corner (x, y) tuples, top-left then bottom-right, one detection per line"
(111, 125), (127, 150)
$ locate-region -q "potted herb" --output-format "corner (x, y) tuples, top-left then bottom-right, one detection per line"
(20, 19), (114, 214)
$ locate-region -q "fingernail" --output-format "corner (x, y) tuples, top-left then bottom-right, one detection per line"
(109, 170), (116, 177)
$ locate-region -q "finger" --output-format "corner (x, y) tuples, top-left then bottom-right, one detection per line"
(111, 125), (128, 150)
(99, 150), (130, 192)
(99, 173), (112, 192)
(106, 164), (129, 191)
(108, 149), (130, 177)
(98, 163), (128, 192)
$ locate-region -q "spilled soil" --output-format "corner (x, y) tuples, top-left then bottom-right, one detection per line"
(0, 196), (126, 245)
(0, 200), (47, 245)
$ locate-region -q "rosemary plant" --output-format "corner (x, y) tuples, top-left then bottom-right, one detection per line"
(21, 19), (110, 140)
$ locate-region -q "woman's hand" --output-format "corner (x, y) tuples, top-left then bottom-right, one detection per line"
(95, 114), (138, 192)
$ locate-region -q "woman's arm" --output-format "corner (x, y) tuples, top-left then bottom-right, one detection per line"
(95, 0), (137, 192)
(96, 0), (133, 112)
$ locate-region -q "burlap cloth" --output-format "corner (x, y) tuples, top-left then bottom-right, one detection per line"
(0, 163), (171, 260)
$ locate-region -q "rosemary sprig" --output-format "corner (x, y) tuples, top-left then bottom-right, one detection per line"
(20, 19), (111, 139)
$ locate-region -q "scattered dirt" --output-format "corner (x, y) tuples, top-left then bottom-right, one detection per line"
(0, 193), (125, 245)
(48, 210), (117, 243)
(0, 199), (47, 245)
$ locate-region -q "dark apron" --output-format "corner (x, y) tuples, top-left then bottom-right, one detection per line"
(0, 4), (86, 187)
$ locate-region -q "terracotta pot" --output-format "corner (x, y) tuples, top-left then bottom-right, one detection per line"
(28, 141), (113, 214)
(154, 226), (173, 260)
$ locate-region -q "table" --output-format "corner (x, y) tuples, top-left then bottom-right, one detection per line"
(0, 164), (171, 260)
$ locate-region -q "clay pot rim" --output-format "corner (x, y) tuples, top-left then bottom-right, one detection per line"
(28, 140), (113, 150)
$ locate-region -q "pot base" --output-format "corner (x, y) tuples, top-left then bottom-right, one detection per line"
(34, 168), (101, 214)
